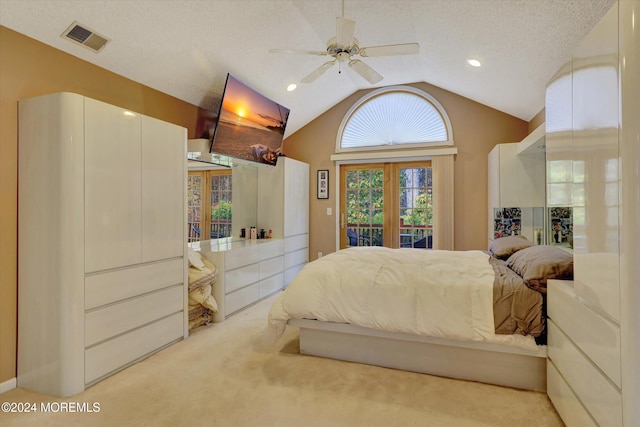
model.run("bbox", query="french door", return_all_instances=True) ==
[339,161,432,249]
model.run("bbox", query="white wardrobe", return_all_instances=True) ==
[545,2,640,426]
[18,92,187,397]
[257,157,310,285]
[487,130,546,244]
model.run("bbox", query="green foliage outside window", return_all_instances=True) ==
[401,192,433,225]
[211,200,232,221]
[399,168,432,227]
[346,169,384,226]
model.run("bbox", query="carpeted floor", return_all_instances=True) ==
[0,293,564,427]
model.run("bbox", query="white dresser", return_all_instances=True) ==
[195,238,285,321]
[191,157,309,321]
[547,280,621,427]
[18,92,187,397]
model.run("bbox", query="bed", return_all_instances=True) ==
[268,237,573,391]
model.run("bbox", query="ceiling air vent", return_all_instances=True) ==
[61,21,110,53]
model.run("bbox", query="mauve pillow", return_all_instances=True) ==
[506,245,573,293]
[489,236,534,259]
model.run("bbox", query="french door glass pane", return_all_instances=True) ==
[399,166,433,249]
[187,175,203,242]
[210,174,232,239]
[346,168,383,247]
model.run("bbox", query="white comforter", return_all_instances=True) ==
[268,247,538,351]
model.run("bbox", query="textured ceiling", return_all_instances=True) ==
[0,0,615,137]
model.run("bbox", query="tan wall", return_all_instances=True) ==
[283,82,530,262]
[528,108,546,133]
[0,26,201,383]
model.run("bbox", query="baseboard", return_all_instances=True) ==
[0,377,16,394]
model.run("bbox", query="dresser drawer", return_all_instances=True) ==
[259,240,284,259]
[284,234,308,253]
[259,256,283,280]
[85,258,184,309]
[225,263,259,294]
[85,312,183,384]
[547,362,597,427]
[259,273,284,298]
[225,283,260,316]
[548,320,622,427]
[225,245,261,270]
[284,248,308,270]
[85,285,183,347]
[547,280,621,387]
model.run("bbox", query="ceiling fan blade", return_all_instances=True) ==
[359,43,420,57]
[336,16,355,47]
[301,60,337,83]
[269,48,328,56]
[348,59,383,84]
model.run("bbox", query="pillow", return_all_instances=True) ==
[188,248,206,270]
[506,245,573,293]
[489,235,534,259]
[189,284,218,312]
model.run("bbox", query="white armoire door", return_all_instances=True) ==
[141,115,186,262]
[283,158,310,238]
[84,98,142,273]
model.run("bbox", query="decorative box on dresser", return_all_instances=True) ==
[545,2,640,426]
[18,92,188,397]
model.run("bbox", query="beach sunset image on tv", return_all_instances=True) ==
[210,74,290,166]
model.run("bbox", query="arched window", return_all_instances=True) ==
[337,86,453,152]
[333,86,456,250]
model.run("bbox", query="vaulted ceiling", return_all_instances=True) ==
[0,0,615,137]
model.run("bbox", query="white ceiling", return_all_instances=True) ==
[0,0,615,138]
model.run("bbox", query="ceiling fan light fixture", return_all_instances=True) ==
[337,52,351,62]
[269,12,419,85]
[467,58,482,67]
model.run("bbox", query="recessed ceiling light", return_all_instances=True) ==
[287,83,297,92]
[467,59,482,67]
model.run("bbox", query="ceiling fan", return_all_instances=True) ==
[269,15,419,84]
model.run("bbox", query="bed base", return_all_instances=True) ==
[288,319,547,392]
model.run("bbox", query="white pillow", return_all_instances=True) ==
[188,248,205,270]
[188,284,218,312]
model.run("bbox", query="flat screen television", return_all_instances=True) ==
[210,73,290,166]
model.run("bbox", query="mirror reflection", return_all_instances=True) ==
[188,138,258,245]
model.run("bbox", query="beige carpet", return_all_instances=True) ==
[1,293,563,427]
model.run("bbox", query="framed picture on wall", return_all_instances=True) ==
[317,170,329,199]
